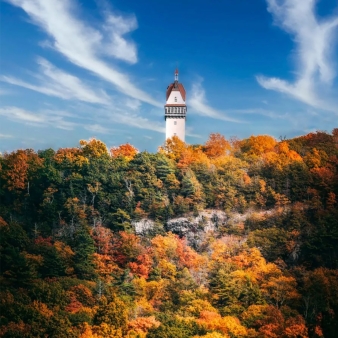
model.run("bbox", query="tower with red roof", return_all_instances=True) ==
[165,69,187,141]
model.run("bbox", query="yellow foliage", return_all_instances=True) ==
[241,135,277,157]
[197,312,247,337]
[134,297,155,315]
[79,323,100,338]
[194,333,229,338]
[54,241,75,260]
[127,316,160,335]
[151,233,179,260]
[132,278,165,304]
[32,300,53,318]
[158,259,177,279]
[183,299,219,317]
[91,323,123,338]
[79,138,109,158]
[54,147,89,166]
[158,136,187,161]
[24,252,44,266]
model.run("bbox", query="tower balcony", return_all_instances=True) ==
[164,105,187,120]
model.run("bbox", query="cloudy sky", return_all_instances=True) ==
[1,0,338,152]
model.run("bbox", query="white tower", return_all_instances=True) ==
[165,69,187,141]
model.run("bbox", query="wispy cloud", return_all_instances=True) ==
[257,0,338,111]
[125,98,142,111]
[84,124,110,134]
[0,106,77,130]
[102,12,138,63]
[0,104,165,135]
[6,0,161,107]
[2,58,110,104]
[0,88,10,96]
[189,80,243,123]
[0,133,13,138]
[108,111,165,133]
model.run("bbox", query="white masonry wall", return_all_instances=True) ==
[166,117,185,141]
[167,90,185,105]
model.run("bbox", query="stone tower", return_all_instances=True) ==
[164,69,187,141]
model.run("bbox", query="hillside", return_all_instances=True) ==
[1,131,338,337]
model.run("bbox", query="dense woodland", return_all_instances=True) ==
[1,130,338,338]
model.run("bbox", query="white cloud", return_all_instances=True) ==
[125,98,142,111]
[6,0,161,107]
[188,80,243,123]
[109,112,165,133]
[84,124,110,134]
[2,58,110,104]
[102,13,138,63]
[258,0,338,111]
[0,106,77,130]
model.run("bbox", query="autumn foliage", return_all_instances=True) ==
[0,130,337,337]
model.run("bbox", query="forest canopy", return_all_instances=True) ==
[1,130,338,337]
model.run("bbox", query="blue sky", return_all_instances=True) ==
[1,0,338,152]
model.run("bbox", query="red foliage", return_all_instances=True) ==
[34,236,53,246]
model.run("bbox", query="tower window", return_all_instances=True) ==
[175,97,177,102]
[174,121,177,125]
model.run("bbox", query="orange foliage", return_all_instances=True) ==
[93,253,119,282]
[65,292,83,313]
[205,133,231,158]
[304,148,327,169]
[283,316,308,338]
[263,141,303,168]
[128,250,153,278]
[261,276,300,308]
[197,311,247,337]
[127,316,160,334]
[70,285,95,307]
[110,143,138,160]
[0,216,8,227]
[159,135,187,161]
[311,167,335,189]
[112,232,143,266]
[241,135,277,157]
[326,192,336,210]
[79,323,100,338]
[243,173,251,185]
[65,197,86,220]
[54,147,88,166]
[1,149,43,191]
[177,147,196,169]
[0,321,31,337]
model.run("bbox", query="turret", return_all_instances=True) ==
[164,69,187,141]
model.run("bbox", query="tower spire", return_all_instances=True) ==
[175,68,178,82]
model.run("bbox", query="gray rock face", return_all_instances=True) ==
[132,210,229,246]
[132,219,156,235]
